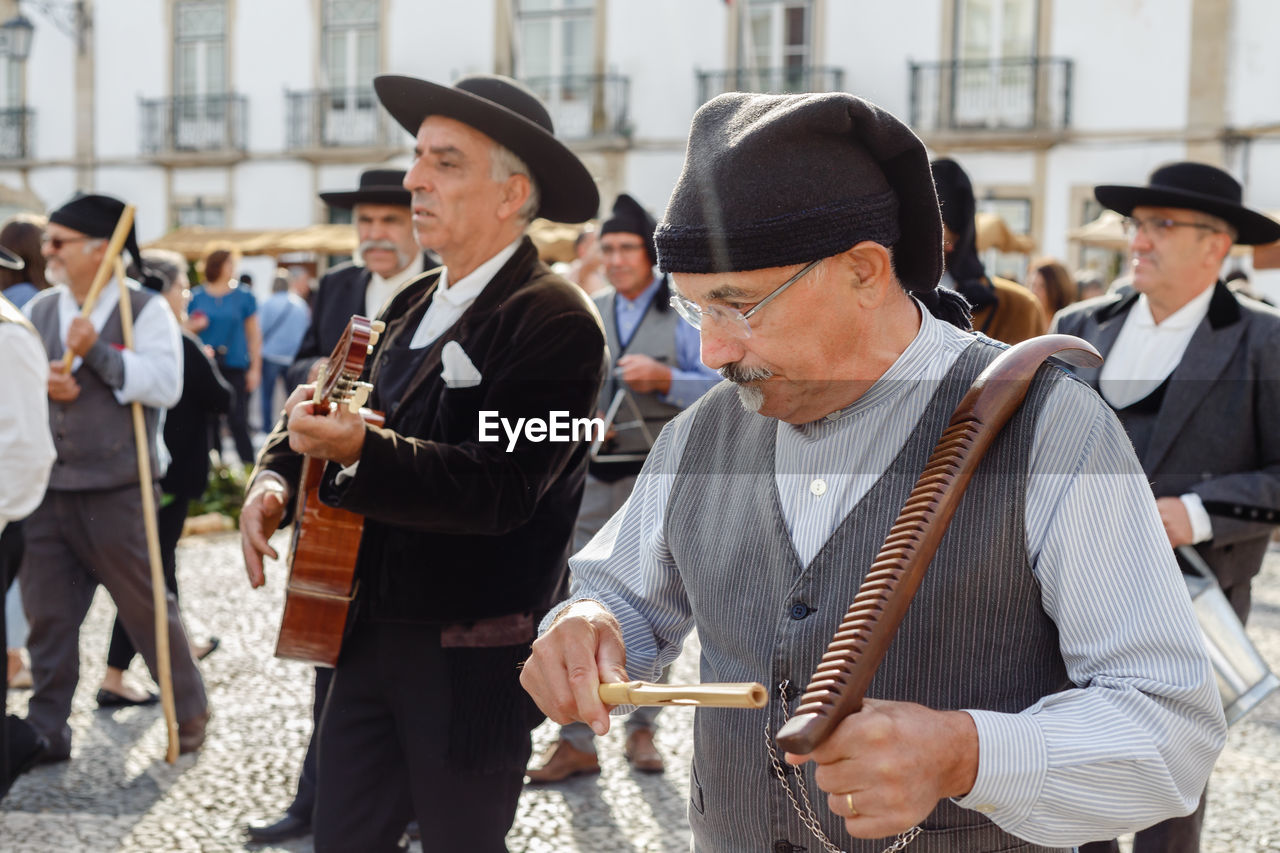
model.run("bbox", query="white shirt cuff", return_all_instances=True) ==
[1180,493,1214,544]
[335,461,359,484]
[952,709,1047,826]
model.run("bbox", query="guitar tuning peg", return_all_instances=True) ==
[367,344,375,355]
[368,331,381,347]
[348,381,373,413]
[370,320,386,333]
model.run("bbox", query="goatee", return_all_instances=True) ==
[719,362,772,414]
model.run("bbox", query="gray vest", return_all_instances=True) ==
[28,288,162,491]
[666,340,1072,853]
[595,283,683,457]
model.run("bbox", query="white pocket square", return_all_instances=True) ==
[440,340,482,388]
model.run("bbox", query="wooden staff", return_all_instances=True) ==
[59,204,135,373]
[599,681,767,708]
[775,335,1103,755]
[115,256,180,763]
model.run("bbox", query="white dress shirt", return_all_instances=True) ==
[1098,284,1216,542]
[35,278,184,409]
[364,253,426,321]
[409,239,522,349]
[0,322,55,533]
[552,305,1224,846]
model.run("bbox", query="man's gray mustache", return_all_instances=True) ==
[359,240,402,253]
[719,363,773,384]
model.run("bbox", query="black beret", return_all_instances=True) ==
[600,193,657,265]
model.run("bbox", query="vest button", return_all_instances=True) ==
[809,478,827,497]
[773,842,795,853]
[789,602,811,620]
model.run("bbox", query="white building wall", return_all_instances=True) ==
[1050,0,1192,132]
[826,0,942,116]
[25,6,78,163]
[606,0,726,145]
[96,1,164,161]
[1227,0,1280,129]
[96,165,169,242]
[235,0,314,155]
[386,2,492,80]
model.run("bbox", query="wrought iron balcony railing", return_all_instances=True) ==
[518,73,630,141]
[909,57,1073,135]
[286,88,400,151]
[696,65,845,104]
[140,94,247,156]
[0,107,34,159]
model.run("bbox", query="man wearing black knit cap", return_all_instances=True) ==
[522,92,1223,851]
[21,193,211,764]
[526,193,719,783]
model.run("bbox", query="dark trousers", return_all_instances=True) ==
[212,366,255,465]
[285,665,334,822]
[312,622,527,853]
[2,522,18,792]
[21,486,207,755]
[1080,788,1208,853]
[106,498,189,671]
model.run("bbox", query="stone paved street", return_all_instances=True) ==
[3,530,1279,852]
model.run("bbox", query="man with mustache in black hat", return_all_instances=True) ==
[239,74,604,851]
[1054,162,1280,853]
[521,92,1225,852]
[284,168,437,391]
[20,194,211,765]
[526,193,720,783]
[246,167,437,846]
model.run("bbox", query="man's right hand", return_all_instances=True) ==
[520,600,630,737]
[47,363,80,402]
[240,476,289,588]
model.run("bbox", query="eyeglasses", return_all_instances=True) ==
[669,258,822,339]
[41,234,90,251]
[1122,216,1224,240]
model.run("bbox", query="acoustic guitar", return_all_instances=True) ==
[274,315,385,666]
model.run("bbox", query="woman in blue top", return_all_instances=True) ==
[188,244,261,464]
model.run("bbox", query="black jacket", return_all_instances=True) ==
[259,237,606,623]
[162,331,233,499]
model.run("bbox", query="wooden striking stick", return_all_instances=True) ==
[599,681,768,708]
[60,204,136,373]
[775,335,1103,755]
[115,257,180,763]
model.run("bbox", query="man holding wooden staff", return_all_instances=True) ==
[520,92,1226,852]
[21,193,210,765]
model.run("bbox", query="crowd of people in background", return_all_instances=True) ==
[2,71,1278,853]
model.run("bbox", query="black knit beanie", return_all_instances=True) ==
[49,193,160,291]
[600,193,657,265]
[654,91,970,329]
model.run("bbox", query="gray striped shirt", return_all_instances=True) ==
[553,304,1226,846]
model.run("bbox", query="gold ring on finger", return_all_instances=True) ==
[845,792,858,817]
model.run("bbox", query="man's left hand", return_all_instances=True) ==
[1156,497,1194,547]
[616,354,672,395]
[285,384,366,467]
[784,699,979,839]
[65,316,98,358]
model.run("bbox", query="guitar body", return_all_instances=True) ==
[273,315,384,667]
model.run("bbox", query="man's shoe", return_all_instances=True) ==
[245,812,311,843]
[2,717,48,798]
[624,728,665,773]
[525,738,600,783]
[177,708,211,754]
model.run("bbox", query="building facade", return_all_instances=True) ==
[5,0,1280,295]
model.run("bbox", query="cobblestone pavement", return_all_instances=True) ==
[3,531,1279,852]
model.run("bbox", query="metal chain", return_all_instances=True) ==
[765,681,922,853]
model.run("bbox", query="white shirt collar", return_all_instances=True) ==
[435,238,523,307]
[1129,282,1215,331]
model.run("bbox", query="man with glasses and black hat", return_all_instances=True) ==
[521,93,1225,852]
[20,194,211,766]
[1054,162,1280,853]
[525,193,719,784]
[239,74,604,851]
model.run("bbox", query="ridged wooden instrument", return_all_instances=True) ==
[775,335,1102,754]
[275,315,385,666]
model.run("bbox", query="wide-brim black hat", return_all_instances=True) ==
[373,73,599,224]
[319,168,410,209]
[1095,161,1280,245]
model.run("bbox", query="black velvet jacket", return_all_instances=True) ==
[258,237,606,625]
